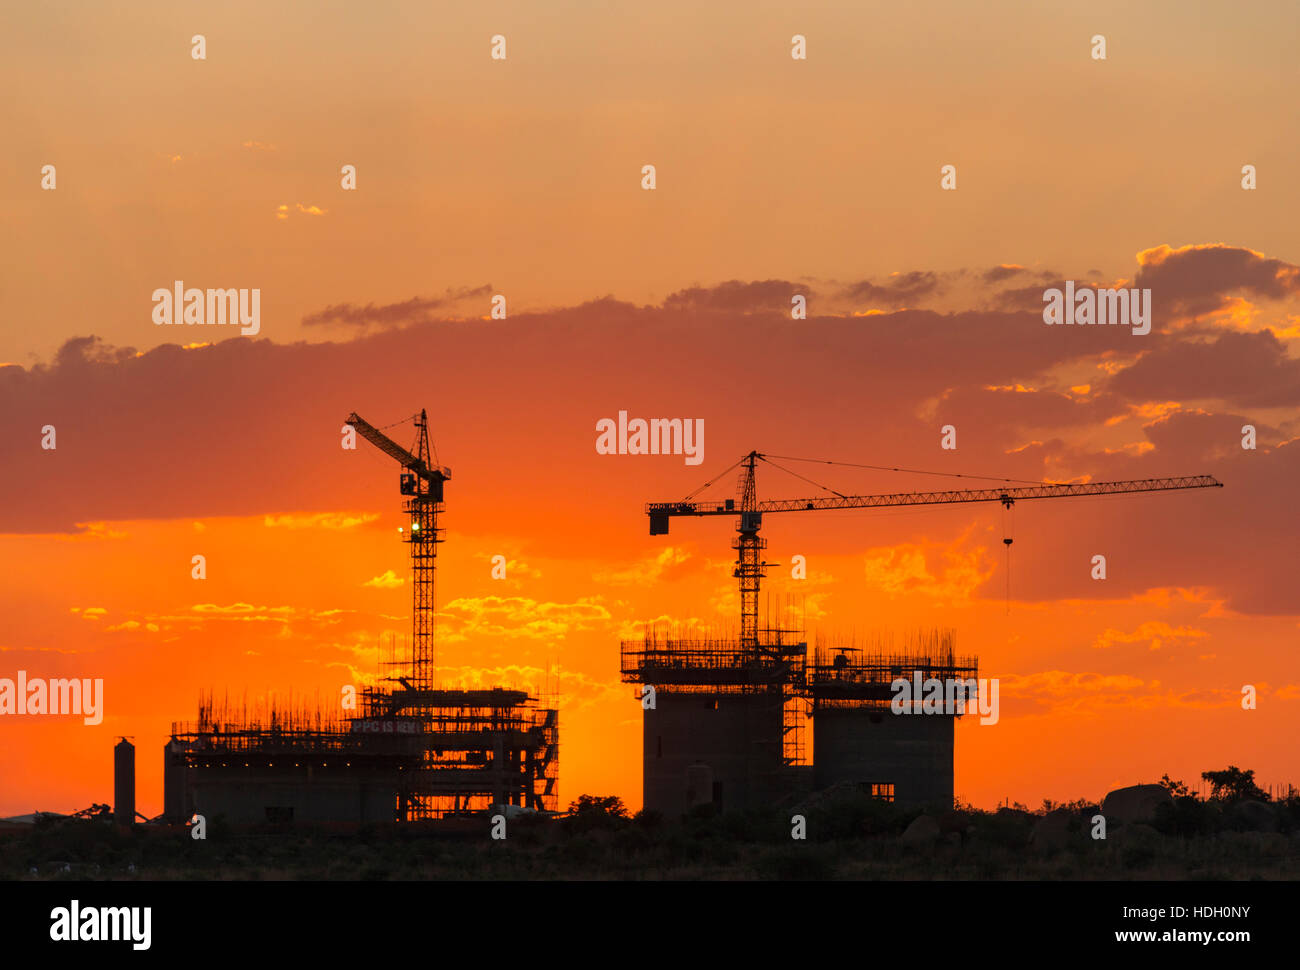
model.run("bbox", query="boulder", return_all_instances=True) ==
[1231,799,1278,832]
[1101,784,1171,825]
[1030,809,1080,851]
[899,814,940,845]
[1112,821,1161,845]
[938,810,971,836]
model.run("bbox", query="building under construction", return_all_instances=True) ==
[165,686,558,823]
[806,633,978,806]
[621,626,974,813]
[625,450,1221,815]
[164,411,559,825]
[621,625,808,815]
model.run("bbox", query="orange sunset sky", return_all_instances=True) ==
[1,2,1298,818]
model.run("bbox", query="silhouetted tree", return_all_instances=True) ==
[1158,774,1194,799]
[562,794,632,834]
[567,794,629,818]
[1201,766,1269,803]
[1154,775,1215,837]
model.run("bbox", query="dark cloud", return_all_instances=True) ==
[1108,329,1300,408]
[840,270,942,306]
[936,385,1121,436]
[53,335,138,367]
[982,264,1026,283]
[661,279,799,312]
[1,266,1295,613]
[1135,244,1300,318]
[994,279,1067,312]
[302,284,493,328]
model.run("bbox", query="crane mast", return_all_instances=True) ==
[734,451,765,649]
[649,451,1223,652]
[346,410,450,688]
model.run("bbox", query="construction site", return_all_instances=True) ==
[162,410,559,825]
[622,451,1222,815]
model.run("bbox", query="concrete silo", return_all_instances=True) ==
[114,737,135,825]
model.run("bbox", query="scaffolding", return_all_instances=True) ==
[166,692,419,827]
[171,692,369,756]
[355,684,558,818]
[806,629,979,713]
[169,683,559,821]
[621,625,808,768]
[620,632,806,693]
[622,627,979,765]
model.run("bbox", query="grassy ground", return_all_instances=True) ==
[4,794,1297,880]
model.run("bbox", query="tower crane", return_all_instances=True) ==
[647,451,1223,651]
[346,410,451,688]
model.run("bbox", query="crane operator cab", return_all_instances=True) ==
[401,472,446,502]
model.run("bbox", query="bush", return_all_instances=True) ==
[1122,844,1156,870]
[1153,796,1218,837]
[564,795,631,834]
[804,791,911,841]
[632,809,664,830]
[757,846,836,881]
[969,810,1032,850]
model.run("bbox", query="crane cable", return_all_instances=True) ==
[374,411,444,470]
[680,451,1056,502]
[681,456,746,501]
[679,452,1035,614]
[766,451,1032,613]
[762,453,1054,487]
[1003,499,1013,611]
[757,455,847,498]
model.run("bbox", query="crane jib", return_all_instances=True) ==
[646,475,1222,533]
[345,414,450,482]
[645,453,1222,650]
